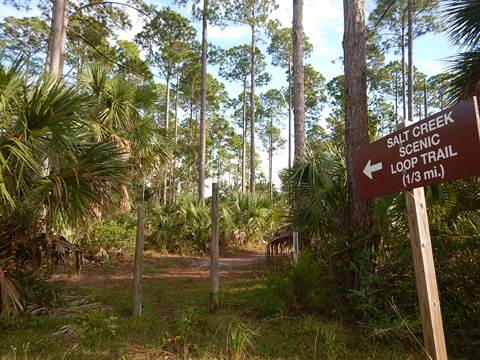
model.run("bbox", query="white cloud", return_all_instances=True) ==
[273,0,344,58]
[209,25,250,42]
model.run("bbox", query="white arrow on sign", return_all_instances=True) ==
[363,160,383,180]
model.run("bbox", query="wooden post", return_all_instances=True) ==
[406,1,447,357]
[132,201,145,317]
[209,183,220,313]
[405,189,447,359]
[292,231,299,265]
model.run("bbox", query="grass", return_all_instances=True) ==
[0,258,425,359]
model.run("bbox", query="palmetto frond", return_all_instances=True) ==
[79,65,159,135]
[442,0,480,49]
[444,52,480,104]
[442,0,480,104]
[31,141,128,225]
[282,145,347,238]
[0,60,23,120]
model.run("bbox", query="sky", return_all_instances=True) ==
[1,0,458,189]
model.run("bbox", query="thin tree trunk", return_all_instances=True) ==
[46,0,68,77]
[242,78,247,193]
[269,117,273,200]
[343,0,373,234]
[288,61,292,168]
[249,10,256,194]
[407,2,414,124]
[423,79,428,118]
[401,25,407,121]
[198,0,208,203]
[172,73,180,204]
[59,0,69,71]
[162,73,171,206]
[293,0,306,162]
[132,183,145,317]
[395,68,399,126]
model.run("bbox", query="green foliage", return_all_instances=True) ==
[148,192,284,253]
[135,8,196,79]
[282,147,480,356]
[226,320,256,360]
[80,217,136,255]
[76,312,119,347]
[148,196,210,253]
[282,145,347,238]
[261,254,328,317]
[0,16,48,76]
[221,192,284,245]
[12,271,65,310]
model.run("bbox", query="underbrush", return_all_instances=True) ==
[282,152,480,359]
[148,192,285,253]
[260,236,480,359]
[77,215,136,256]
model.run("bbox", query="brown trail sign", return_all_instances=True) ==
[353,97,480,360]
[354,98,480,200]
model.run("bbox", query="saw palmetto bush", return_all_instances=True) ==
[221,192,284,245]
[148,192,284,252]
[148,196,211,253]
[0,63,128,314]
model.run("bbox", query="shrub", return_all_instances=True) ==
[79,217,136,255]
[148,197,210,253]
[261,254,329,317]
[148,193,286,253]
[221,192,285,246]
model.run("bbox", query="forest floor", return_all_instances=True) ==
[0,249,424,359]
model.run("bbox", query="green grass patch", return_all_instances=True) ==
[0,266,426,359]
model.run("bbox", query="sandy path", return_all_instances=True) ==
[60,249,267,286]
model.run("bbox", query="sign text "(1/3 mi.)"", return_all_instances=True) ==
[354,97,480,200]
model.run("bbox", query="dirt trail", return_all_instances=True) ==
[61,249,267,286]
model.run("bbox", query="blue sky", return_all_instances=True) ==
[1,0,458,187]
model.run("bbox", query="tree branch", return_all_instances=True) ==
[73,1,151,18]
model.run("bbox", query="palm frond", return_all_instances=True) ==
[442,0,480,49]
[443,52,480,104]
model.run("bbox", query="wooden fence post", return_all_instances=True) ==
[132,201,145,317]
[292,231,299,265]
[209,183,220,313]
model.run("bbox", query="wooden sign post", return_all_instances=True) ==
[353,98,480,359]
[405,187,447,359]
[209,183,220,313]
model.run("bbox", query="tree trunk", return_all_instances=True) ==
[59,0,69,71]
[249,13,256,194]
[132,186,145,317]
[401,24,407,121]
[46,0,68,77]
[269,117,273,200]
[407,2,414,125]
[162,73,171,206]
[198,0,208,203]
[423,80,428,118]
[343,0,373,234]
[395,68,399,126]
[292,0,306,163]
[242,78,247,193]
[288,60,292,168]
